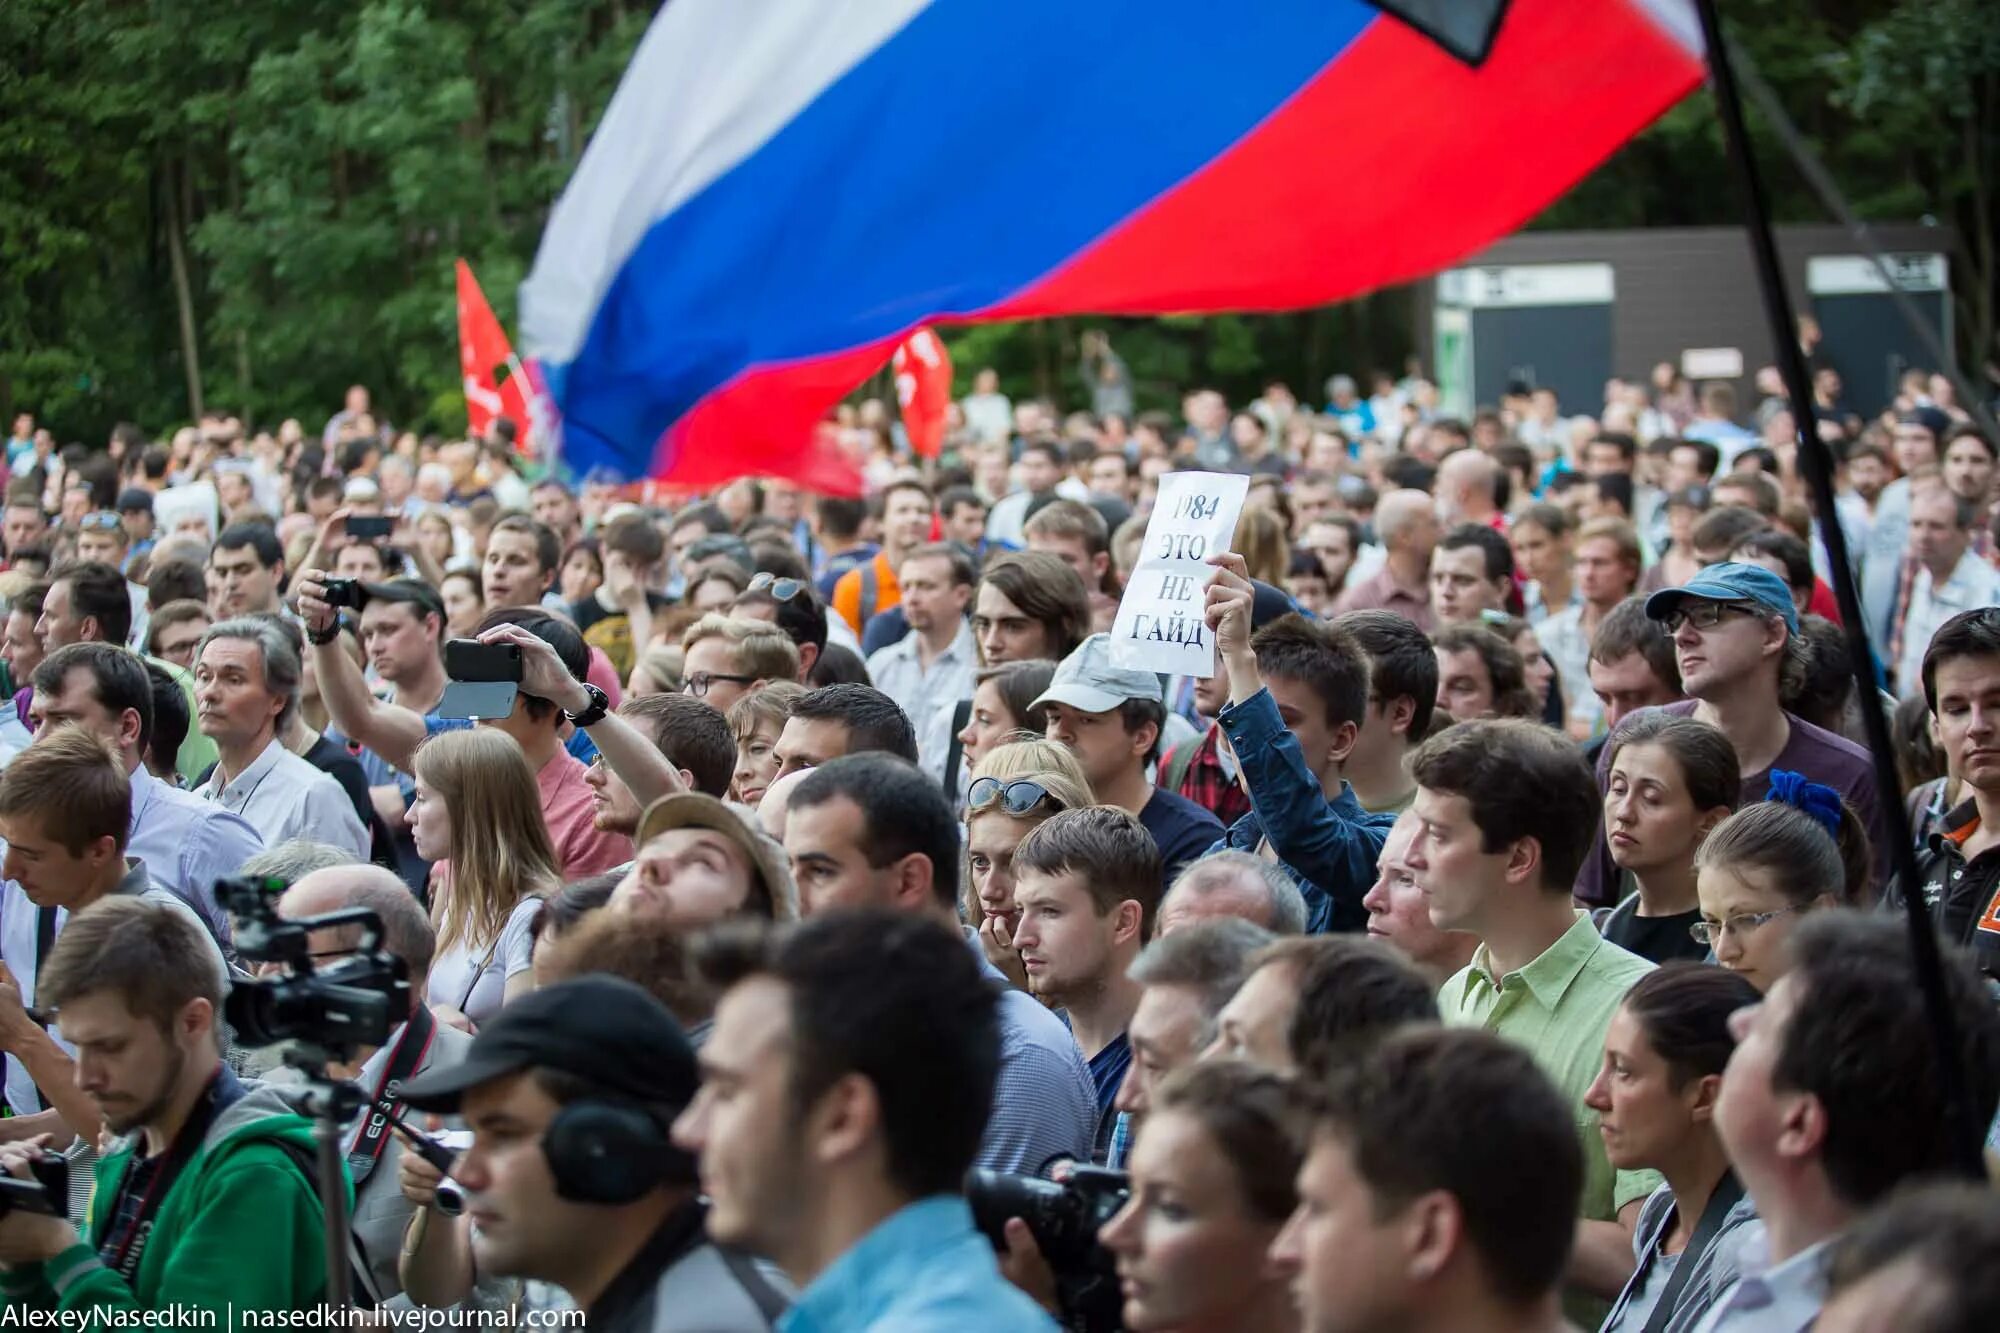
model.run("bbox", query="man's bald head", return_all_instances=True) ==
[1374,489,1435,541]
[1438,449,1497,516]
[280,865,436,985]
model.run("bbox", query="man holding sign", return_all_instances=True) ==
[1201,553,1396,934]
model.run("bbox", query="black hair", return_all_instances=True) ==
[360,579,447,640]
[1826,1183,2000,1333]
[1251,614,1370,733]
[1304,1028,1580,1306]
[694,910,999,1201]
[814,497,869,541]
[49,560,133,647]
[144,660,188,778]
[1437,523,1514,583]
[805,642,868,688]
[33,643,155,755]
[214,521,285,571]
[1334,609,1438,741]
[787,684,917,764]
[1921,607,2000,715]
[1410,719,1601,891]
[1672,437,1723,481]
[734,582,829,657]
[788,752,959,907]
[1777,914,2000,1208]
[1620,962,1758,1090]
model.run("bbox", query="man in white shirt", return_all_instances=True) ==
[191,615,369,859]
[868,545,977,777]
[26,642,263,941]
[1693,914,2000,1333]
[1893,482,2000,697]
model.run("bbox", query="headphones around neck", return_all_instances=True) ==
[543,1098,696,1205]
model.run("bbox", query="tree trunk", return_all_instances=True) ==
[163,158,204,421]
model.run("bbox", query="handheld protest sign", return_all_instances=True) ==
[1108,471,1249,678]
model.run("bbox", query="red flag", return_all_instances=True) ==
[891,327,953,458]
[456,259,534,453]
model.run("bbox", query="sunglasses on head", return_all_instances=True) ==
[79,511,124,532]
[747,572,807,602]
[967,777,1065,817]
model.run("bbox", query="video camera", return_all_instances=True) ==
[0,1154,66,1220]
[218,875,409,1060]
[968,1164,1129,1333]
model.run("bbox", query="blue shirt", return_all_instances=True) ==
[125,765,266,944]
[1211,687,1396,933]
[968,933,1099,1176]
[1137,788,1224,899]
[779,1196,1059,1333]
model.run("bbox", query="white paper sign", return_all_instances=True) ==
[1108,470,1249,678]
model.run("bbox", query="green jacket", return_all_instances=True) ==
[1,1080,343,1314]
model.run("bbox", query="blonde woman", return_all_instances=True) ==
[965,739,1094,988]
[410,729,561,1031]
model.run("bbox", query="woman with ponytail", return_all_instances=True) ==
[1692,769,1872,992]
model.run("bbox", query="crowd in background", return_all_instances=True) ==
[0,329,1994,1332]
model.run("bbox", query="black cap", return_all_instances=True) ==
[398,976,698,1113]
[116,488,155,514]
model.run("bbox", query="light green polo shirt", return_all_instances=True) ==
[1440,911,1662,1326]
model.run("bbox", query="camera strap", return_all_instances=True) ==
[101,1064,244,1282]
[29,907,57,1112]
[346,1005,436,1186]
[1633,1171,1746,1333]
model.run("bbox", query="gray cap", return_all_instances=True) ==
[1033,633,1163,715]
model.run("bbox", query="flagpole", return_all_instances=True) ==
[1690,0,1984,1178]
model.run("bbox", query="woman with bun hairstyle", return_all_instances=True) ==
[1692,770,1871,992]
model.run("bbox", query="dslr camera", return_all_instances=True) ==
[219,875,409,1059]
[968,1164,1129,1333]
[0,1153,66,1219]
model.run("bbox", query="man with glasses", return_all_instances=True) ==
[867,543,977,776]
[1576,563,1887,907]
[678,614,800,714]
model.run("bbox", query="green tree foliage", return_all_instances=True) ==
[1,1,1991,443]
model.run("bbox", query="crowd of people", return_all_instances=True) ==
[0,341,1994,1332]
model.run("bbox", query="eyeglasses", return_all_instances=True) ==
[79,511,124,532]
[1661,602,1761,634]
[1689,903,1809,946]
[747,572,807,602]
[967,777,1065,816]
[684,671,756,698]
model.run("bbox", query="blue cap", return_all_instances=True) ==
[1644,561,1799,634]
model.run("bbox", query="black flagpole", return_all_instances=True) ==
[1690,0,1984,1178]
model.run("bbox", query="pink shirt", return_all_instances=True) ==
[538,748,631,878]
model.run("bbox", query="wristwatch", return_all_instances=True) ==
[564,682,610,728]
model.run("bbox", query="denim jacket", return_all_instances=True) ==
[1210,686,1395,933]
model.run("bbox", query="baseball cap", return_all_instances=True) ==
[398,975,697,1113]
[115,488,154,515]
[1644,561,1799,634]
[1034,633,1165,715]
[637,791,797,922]
[1898,406,1951,439]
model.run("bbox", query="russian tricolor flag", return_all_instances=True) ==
[523,0,1705,493]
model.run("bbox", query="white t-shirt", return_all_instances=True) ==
[426,895,541,1029]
